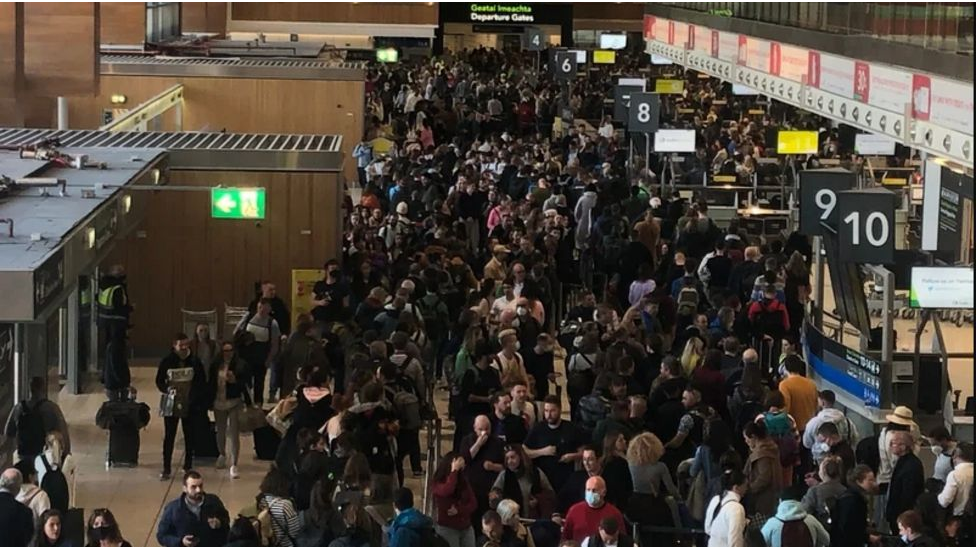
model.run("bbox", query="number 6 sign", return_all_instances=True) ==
[554,51,575,81]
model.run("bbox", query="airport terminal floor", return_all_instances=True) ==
[1,3,974,549]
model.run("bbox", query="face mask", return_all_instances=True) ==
[814,441,831,455]
[931,445,943,456]
[585,491,602,508]
[516,306,528,317]
[514,341,521,351]
[91,526,112,541]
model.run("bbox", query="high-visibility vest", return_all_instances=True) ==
[97,285,127,319]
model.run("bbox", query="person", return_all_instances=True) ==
[928,427,959,483]
[938,442,973,517]
[431,453,478,547]
[803,389,859,465]
[225,516,261,547]
[35,431,75,510]
[187,323,218,382]
[1,468,40,547]
[248,280,292,338]
[627,432,677,498]
[235,298,282,406]
[457,340,502,446]
[258,467,302,546]
[14,460,50,519]
[760,486,830,547]
[886,430,925,535]
[830,464,878,547]
[704,469,748,547]
[664,388,715,465]
[156,470,230,547]
[493,444,554,520]
[155,333,208,481]
[778,355,819,433]
[523,395,583,495]
[581,515,634,548]
[814,421,856,473]
[743,420,784,517]
[311,259,350,327]
[31,508,67,547]
[207,341,247,479]
[561,476,626,544]
[510,383,537,428]
[459,415,505,526]
[878,406,922,495]
[495,498,534,546]
[96,264,132,345]
[87,508,131,547]
[801,456,847,527]
[495,329,528,390]
[388,487,435,546]
[4,376,71,464]
[897,510,939,547]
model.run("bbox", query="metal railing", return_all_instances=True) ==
[422,416,443,517]
[100,84,184,133]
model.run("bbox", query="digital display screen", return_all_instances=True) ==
[805,323,882,407]
[599,33,627,50]
[653,129,696,153]
[855,133,897,156]
[592,50,616,64]
[777,130,819,155]
[910,267,975,309]
[655,79,684,94]
[732,84,759,95]
[650,54,673,65]
[376,48,399,63]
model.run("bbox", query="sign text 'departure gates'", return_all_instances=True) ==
[469,3,535,23]
[211,187,266,219]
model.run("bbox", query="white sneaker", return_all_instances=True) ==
[229,465,239,479]
[215,455,226,469]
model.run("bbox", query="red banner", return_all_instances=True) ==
[854,62,870,103]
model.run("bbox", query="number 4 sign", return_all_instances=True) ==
[523,28,544,51]
[837,188,896,265]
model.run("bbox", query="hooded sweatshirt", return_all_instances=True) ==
[760,499,830,547]
[802,407,858,462]
[388,507,433,547]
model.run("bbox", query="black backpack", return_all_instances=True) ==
[777,517,814,546]
[16,400,47,457]
[752,302,785,340]
[39,454,70,513]
[418,294,449,341]
[419,525,450,547]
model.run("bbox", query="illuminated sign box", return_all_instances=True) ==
[211,188,266,219]
[777,130,819,155]
[592,50,616,64]
[910,267,974,309]
[376,48,399,63]
[655,79,684,94]
[469,3,535,23]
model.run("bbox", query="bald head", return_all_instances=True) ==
[474,415,491,435]
[742,348,758,364]
[585,475,606,494]
[0,468,22,494]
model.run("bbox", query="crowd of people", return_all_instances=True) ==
[1,45,972,548]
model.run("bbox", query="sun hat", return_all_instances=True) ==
[886,405,915,426]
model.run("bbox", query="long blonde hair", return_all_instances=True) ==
[680,336,704,376]
[44,431,65,464]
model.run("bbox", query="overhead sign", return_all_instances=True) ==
[592,50,616,64]
[777,130,819,155]
[468,3,536,23]
[854,133,897,156]
[613,84,645,123]
[912,75,975,136]
[653,129,697,153]
[211,187,267,219]
[837,188,896,264]
[910,267,974,310]
[798,169,856,236]
[654,79,684,94]
[553,51,576,80]
[375,48,399,63]
[522,27,544,51]
[627,92,660,133]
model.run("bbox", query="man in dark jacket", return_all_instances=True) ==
[157,470,230,547]
[886,430,925,534]
[831,464,877,546]
[4,376,71,462]
[156,333,208,480]
[0,468,34,547]
[97,264,133,343]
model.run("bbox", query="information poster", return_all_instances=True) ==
[291,269,325,330]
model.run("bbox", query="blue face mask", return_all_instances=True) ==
[585,491,602,508]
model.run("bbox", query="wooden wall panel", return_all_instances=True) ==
[68,74,363,180]
[0,2,24,100]
[23,2,99,97]
[231,2,438,25]
[106,170,342,349]
[100,2,144,45]
[181,2,227,35]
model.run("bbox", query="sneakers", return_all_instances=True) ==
[215,455,227,469]
[159,471,171,481]
[229,466,240,479]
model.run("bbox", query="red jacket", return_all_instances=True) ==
[747,298,790,332]
[431,471,478,531]
[561,500,626,543]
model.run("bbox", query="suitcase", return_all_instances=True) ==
[253,425,281,461]
[108,425,140,467]
[62,508,86,547]
[194,419,220,460]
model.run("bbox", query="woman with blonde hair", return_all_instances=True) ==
[35,431,76,508]
[626,432,677,497]
[496,499,535,546]
[679,334,705,377]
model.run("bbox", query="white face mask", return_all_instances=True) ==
[814,441,831,455]
[513,341,521,352]
[930,445,944,456]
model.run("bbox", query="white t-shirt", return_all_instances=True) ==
[238,314,280,343]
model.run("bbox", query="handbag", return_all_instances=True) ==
[158,389,177,418]
[238,405,268,433]
[686,469,708,522]
[265,395,297,435]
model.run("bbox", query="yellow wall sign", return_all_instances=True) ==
[592,50,616,64]
[291,269,325,330]
[655,79,684,94]
[777,130,819,155]
[713,175,738,183]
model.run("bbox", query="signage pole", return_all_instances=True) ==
[628,139,634,180]
[812,235,824,331]
[644,132,650,186]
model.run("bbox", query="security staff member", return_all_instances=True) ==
[97,265,132,342]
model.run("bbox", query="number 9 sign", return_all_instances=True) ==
[798,169,855,236]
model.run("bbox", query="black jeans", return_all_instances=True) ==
[395,428,422,485]
[162,415,195,473]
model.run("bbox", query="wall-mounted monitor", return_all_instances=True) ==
[910,267,975,309]
[599,33,628,50]
[592,50,616,64]
[777,130,819,155]
[732,84,759,95]
[650,53,673,65]
[855,133,897,156]
[654,129,697,153]
[566,49,587,64]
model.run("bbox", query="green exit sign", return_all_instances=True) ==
[211,187,266,219]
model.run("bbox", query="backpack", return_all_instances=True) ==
[39,454,70,513]
[418,294,449,341]
[855,434,881,473]
[762,412,800,467]
[676,285,700,317]
[391,377,422,430]
[777,517,813,547]
[419,525,451,547]
[578,394,609,432]
[16,400,47,457]
[752,302,786,340]
[601,234,626,270]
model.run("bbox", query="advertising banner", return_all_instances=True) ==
[776,43,808,83]
[291,269,325,331]
[866,64,913,114]
[716,31,738,63]
[912,75,975,136]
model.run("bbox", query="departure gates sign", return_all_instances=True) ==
[469,4,535,23]
[211,187,266,219]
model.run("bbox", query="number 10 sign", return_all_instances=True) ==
[836,188,896,265]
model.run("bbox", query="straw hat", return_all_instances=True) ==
[885,406,915,426]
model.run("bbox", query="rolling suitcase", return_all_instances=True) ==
[108,426,140,467]
[194,418,220,460]
[253,425,280,461]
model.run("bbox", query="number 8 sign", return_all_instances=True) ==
[837,189,896,264]
[627,92,660,133]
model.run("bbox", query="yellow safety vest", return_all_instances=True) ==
[97,286,127,319]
